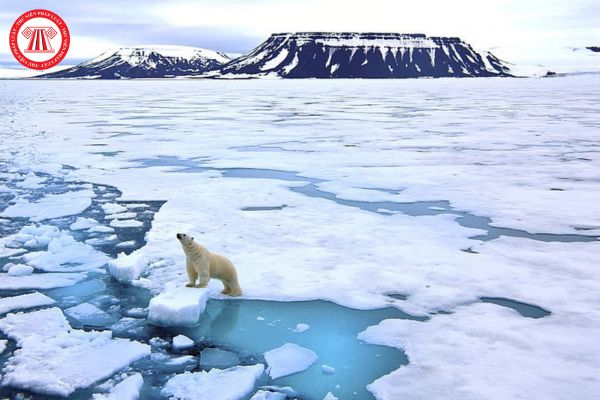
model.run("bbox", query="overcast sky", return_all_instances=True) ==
[1,0,599,68]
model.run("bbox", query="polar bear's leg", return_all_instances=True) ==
[195,257,210,288]
[186,259,197,287]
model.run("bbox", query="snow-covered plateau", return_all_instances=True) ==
[0,76,599,399]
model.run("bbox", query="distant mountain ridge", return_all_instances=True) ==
[39,45,230,79]
[220,32,512,78]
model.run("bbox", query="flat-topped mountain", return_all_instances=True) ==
[220,32,513,78]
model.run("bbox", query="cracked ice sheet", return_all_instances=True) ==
[1,78,600,399]
[0,308,150,397]
[0,190,94,221]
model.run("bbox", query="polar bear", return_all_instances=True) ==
[176,233,242,297]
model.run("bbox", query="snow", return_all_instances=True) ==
[108,252,147,283]
[148,283,211,326]
[172,334,195,350]
[323,392,338,400]
[0,272,87,290]
[291,323,310,333]
[102,203,128,214]
[7,263,34,276]
[92,373,143,400]
[0,339,6,354]
[0,292,55,315]
[0,308,150,397]
[261,48,289,71]
[70,217,99,230]
[264,343,318,379]
[0,190,94,221]
[161,364,265,400]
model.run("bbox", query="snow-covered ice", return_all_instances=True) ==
[148,283,211,326]
[108,252,147,283]
[291,323,310,333]
[0,272,87,290]
[0,292,55,315]
[264,343,318,379]
[251,390,286,400]
[161,364,265,400]
[0,340,6,354]
[0,190,94,221]
[6,264,33,276]
[172,334,195,350]
[0,308,150,396]
[92,373,143,400]
[109,219,143,228]
[1,78,600,399]
[70,217,99,230]
[321,364,335,375]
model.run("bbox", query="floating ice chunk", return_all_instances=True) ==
[0,272,86,290]
[127,203,150,209]
[2,328,150,396]
[108,252,147,283]
[86,236,118,246]
[0,308,70,343]
[0,245,25,258]
[149,337,170,348]
[251,390,286,400]
[70,217,99,230]
[200,348,240,369]
[105,212,137,220]
[125,307,148,318]
[0,339,7,354]
[0,190,94,221]
[23,231,109,272]
[148,285,211,327]
[151,352,197,366]
[162,364,265,400]
[0,292,55,315]
[323,392,338,400]
[116,240,137,248]
[7,264,34,276]
[321,364,336,374]
[16,173,46,189]
[101,203,127,214]
[92,373,143,400]
[64,303,118,327]
[292,323,310,333]
[87,225,115,233]
[172,334,195,350]
[264,343,318,379]
[110,219,143,228]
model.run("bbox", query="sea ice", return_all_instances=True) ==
[0,190,94,221]
[110,219,143,228]
[321,364,336,375]
[264,343,318,379]
[105,212,137,220]
[70,217,99,230]
[0,308,150,397]
[108,252,147,283]
[323,392,338,400]
[101,203,128,214]
[0,272,87,290]
[292,323,310,333]
[172,334,195,350]
[64,303,118,327]
[92,373,143,400]
[88,225,115,233]
[148,284,211,326]
[251,390,286,400]
[199,348,240,369]
[161,364,265,400]
[0,339,6,354]
[0,292,55,315]
[23,231,109,272]
[6,263,34,276]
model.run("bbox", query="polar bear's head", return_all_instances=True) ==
[176,233,195,246]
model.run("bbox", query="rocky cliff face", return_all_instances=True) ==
[220,32,512,78]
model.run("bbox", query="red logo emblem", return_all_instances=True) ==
[9,9,70,70]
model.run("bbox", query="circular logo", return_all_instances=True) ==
[9,9,70,70]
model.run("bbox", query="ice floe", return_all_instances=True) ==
[0,292,55,315]
[0,308,150,397]
[162,364,264,400]
[172,334,195,350]
[148,283,210,326]
[0,190,94,221]
[0,272,87,290]
[264,343,318,379]
[108,252,147,283]
[92,373,143,400]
